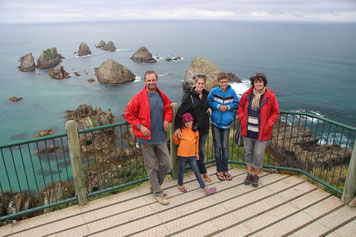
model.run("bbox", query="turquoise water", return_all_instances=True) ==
[1,21,356,146]
[1,20,356,192]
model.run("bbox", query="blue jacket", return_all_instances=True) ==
[208,85,239,129]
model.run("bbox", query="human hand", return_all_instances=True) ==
[220,105,227,112]
[207,108,212,116]
[140,125,151,137]
[163,121,170,131]
[196,154,199,160]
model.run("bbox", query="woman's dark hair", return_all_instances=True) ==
[249,72,268,87]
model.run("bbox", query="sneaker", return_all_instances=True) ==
[150,187,167,197]
[205,187,217,196]
[244,173,254,185]
[252,175,259,187]
[155,196,169,205]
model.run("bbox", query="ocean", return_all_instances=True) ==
[1,20,356,146]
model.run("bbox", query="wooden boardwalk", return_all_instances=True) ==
[0,167,355,237]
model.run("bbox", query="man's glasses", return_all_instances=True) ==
[193,74,207,79]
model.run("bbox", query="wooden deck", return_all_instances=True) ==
[0,167,355,237]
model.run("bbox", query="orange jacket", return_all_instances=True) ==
[173,127,199,157]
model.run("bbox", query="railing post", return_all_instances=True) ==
[66,120,88,206]
[341,139,356,206]
[170,103,179,179]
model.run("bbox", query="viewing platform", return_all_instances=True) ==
[1,167,355,237]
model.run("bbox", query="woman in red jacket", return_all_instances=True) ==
[238,72,280,187]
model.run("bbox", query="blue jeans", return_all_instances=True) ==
[211,124,230,172]
[196,133,208,174]
[178,156,206,188]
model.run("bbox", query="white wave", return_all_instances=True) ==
[76,54,92,58]
[115,49,131,52]
[230,80,250,99]
[158,73,170,77]
[134,76,141,83]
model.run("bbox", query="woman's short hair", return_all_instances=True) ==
[217,72,228,81]
[193,74,207,84]
[249,72,268,86]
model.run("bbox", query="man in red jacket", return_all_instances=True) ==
[125,70,173,205]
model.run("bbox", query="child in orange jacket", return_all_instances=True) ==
[173,113,216,195]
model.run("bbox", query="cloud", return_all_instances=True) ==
[0,0,355,23]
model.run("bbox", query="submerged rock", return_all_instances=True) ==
[87,78,96,82]
[102,41,117,51]
[96,40,106,48]
[78,42,92,56]
[35,129,55,137]
[183,57,220,91]
[37,47,63,69]
[18,53,35,72]
[49,65,70,79]
[9,97,23,102]
[130,46,157,63]
[95,59,135,84]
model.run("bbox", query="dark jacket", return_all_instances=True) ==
[175,88,210,136]
[238,86,280,141]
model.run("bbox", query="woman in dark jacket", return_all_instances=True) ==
[175,75,212,182]
[238,72,280,187]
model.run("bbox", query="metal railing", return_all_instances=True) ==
[0,109,355,222]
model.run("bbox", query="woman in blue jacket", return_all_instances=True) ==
[208,72,239,181]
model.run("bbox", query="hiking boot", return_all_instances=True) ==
[252,175,259,187]
[244,173,254,185]
[155,196,169,205]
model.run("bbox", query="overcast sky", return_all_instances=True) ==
[1,0,356,23]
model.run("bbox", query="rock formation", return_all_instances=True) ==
[35,129,55,137]
[37,48,63,69]
[87,78,96,82]
[9,97,23,102]
[268,120,352,171]
[130,47,157,63]
[77,42,92,56]
[183,57,220,91]
[227,72,242,83]
[95,59,135,84]
[102,41,117,51]
[48,65,70,79]
[96,40,106,48]
[18,53,35,72]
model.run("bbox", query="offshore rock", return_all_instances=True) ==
[184,57,220,92]
[227,72,242,83]
[130,46,157,63]
[48,65,71,79]
[37,47,63,69]
[102,41,117,51]
[95,59,135,84]
[78,42,92,56]
[87,78,96,82]
[96,40,106,48]
[18,53,35,72]
[9,97,23,102]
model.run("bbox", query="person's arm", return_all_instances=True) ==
[195,131,199,160]
[207,89,221,111]
[238,93,246,121]
[172,132,181,145]
[124,96,141,129]
[266,94,280,128]
[228,90,239,111]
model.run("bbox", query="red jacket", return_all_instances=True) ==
[238,86,280,141]
[125,86,173,140]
